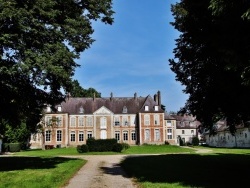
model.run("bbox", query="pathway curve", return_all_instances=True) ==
[62,155,138,188]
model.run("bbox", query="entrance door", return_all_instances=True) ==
[100,130,107,139]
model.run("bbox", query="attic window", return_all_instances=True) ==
[57,106,62,112]
[79,106,84,114]
[122,106,127,113]
[145,106,149,111]
[46,106,51,113]
[154,106,159,111]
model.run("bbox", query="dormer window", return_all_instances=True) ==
[154,106,159,111]
[145,106,149,111]
[79,106,84,114]
[122,106,127,113]
[46,106,51,113]
[57,106,62,112]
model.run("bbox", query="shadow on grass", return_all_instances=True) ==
[0,156,79,171]
[120,153,250,188]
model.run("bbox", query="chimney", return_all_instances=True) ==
[157,90,161,106]
[154,94,158,104]
[134,92,137,99]
[110,92,113,101]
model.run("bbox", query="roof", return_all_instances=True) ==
[172,114,201,129]
[54,93,164,115]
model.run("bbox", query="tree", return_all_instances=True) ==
[70,80,101,98]
[0,0,114,131]
[169,0,250,134]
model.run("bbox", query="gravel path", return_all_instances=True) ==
[62,155,138,188]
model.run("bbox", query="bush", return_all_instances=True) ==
[87,138,117,152]
[121,143,130,150]
[165,141,170,145]
[112,143,123,152]
[77,144,89,153]
[3,143,21,152]
[192,136,199,146]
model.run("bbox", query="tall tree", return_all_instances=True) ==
[71,80,101,97]
[0,0,114,130]
[169,0,250,134]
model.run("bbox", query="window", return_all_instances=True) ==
[154,129,160,141]
[130,116,136,126]
[122,116,128,126]
[154,106,159,111]
[154,114,159,125]
[79,106,84,113]
[131,131,136,141]
[115,131,120,141]
[166,120,172,126]
[79,131,84,142]
[123,131,128,141]
[245,133,247,138]
[57,116,62,126]
[70,117,76,127]
[167,129,172,133]
[57,130,62,142]
[46,106,51,112]
[100,117,107,129]
[45,130,51,142]
[57,106,62,112]
[145,129,150,141]
[78,117,84,127]
[145,106,149,111]
[182,130,185,134]
[167,135,172,139]
[46,116,52,126]
[191,130,194,135]
[144,115,150,125]
[122,106,127,113]
[114,116,120,126]
[87,131,93,139]
[86,117,93,127]
[70,131,76,142]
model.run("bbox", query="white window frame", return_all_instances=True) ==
[70,131,76,142]
[70,117,76,127]
[123,131,128,141]
[154,129,160,141]
[144,115,150,125]
[56,130,62,142]
[86,116,93,127]
[78,116,84,127]
[154,114,160,125]
[79,131,84,142]
[145,129,150,141]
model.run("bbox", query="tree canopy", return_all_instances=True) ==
[169,0,250,134]
[70,80,101,97]
[0,0,114,130]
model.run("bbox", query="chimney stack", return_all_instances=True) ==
[134,92,137,99]
[157,90,161,106]
[110,92,113,101]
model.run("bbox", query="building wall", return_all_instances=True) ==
[205,127,250,148]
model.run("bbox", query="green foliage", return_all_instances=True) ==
[121,143,130,150]
[70,80,101,98]
[86,138,117,152]
[192,137,199,146]
[0,0,114,131]
[112,143,123,152]
[3,123,31,150]
[169,0,250,133]
[77,144,89,153]
[3,143,21,152]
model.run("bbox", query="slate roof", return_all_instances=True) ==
[172,114,201,129]
[56,93,164,115]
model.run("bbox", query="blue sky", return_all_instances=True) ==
[74,0,188,112]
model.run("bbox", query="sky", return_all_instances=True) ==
[74,0,188,112]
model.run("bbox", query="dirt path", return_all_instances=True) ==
[62,155,138,188]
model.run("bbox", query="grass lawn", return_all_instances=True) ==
[2,145,250,188]
[0,156,86,188]
[121,147,250,188]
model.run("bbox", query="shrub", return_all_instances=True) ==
[3,143,21,152]
[77,144,89,153]
[112,143,123,152]
[165,141,170,145]
[192,136,199,146]
[87,138,117,152]
[121,143,130,150]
